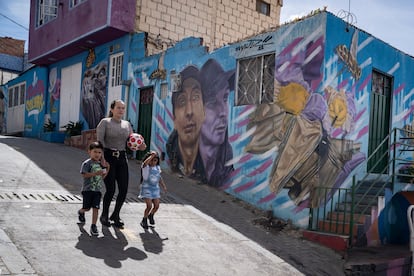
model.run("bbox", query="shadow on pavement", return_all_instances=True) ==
[139,226,168,254]
[75,224,147,267]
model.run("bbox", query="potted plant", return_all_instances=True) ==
[43,119,56,132]
[63,121,84,148]
[63,121,84,136]
[41,119,66,143]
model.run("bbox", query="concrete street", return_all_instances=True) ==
[0,135,345,275]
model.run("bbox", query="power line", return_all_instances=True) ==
[0,12,28,31]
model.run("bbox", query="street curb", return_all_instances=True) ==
[0,229,37,275]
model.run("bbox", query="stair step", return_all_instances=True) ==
[303,230,349,252]
[327,211,370,224]
[336,202,373,215]
[318,220,362,236]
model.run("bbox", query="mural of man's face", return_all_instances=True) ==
[173,77,205,147]
[201,85,229,146]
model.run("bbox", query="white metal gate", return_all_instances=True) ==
[107,52,123,115]
[6,82,25,134]
[59,63,81,129]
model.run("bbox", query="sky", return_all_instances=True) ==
[0,1,413,56]
[280,0,414,56]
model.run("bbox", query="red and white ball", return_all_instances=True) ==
[127,133,144,151]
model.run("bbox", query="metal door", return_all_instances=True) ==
[367,70,392,173]
[136,86,153,160]
[60,63,81,129]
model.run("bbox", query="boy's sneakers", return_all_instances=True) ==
[78,210,85,223]
[148,213,155,225]
[90,224,99,236]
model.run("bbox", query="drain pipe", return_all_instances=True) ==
[407,205,414,274]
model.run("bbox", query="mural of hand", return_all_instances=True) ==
[328,94,348,128]
[277,82,309,115]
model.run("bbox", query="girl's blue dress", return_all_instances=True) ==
[139,165,161,199]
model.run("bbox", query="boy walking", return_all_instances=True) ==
[78,141,109,236]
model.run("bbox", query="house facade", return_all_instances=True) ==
[3,2,414,258]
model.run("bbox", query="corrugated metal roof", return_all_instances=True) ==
[0,53,24,72]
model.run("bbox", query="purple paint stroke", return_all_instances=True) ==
[354,108,366,122]
[393,83,405,96]
[247,159,273,177]
[311,74,323,92]
[131,101,137,113]
[279,37,303,57]
[403,108,412,121]
[136,77,144,87]
[357,74,371,92]
[237,117,250,128]
[337,79,349,91]
[258,193,276,204]
[165,107,173,121]
[155,132,165,145]
[219,167,242,190]
[239,153,253,163]
[238,105,255,117]
[332,128,344,138]
[234,181,256,193]
[229,133,241,143]
[294,199,310,213]
[156,114,168,132]
[356,125,369,140]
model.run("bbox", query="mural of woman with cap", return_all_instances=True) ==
[199,59,235,187]
[166,65,206,180]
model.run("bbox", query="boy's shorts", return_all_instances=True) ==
[82,191,102,209]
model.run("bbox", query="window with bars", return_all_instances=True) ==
[372,70,392,96]
[236,53,275,106]
[37,0,58,26]
[110,53,124,87]
[8,83,26,108]
[70,0,87,8]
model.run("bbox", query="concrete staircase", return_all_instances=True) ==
[304,178,390,252]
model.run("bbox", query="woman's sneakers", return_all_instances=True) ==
[140,217,148,229]
[148,213,155,225]
[110,215,125,228]
[99,216,111,227]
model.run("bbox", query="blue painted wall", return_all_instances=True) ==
[6,11,414,236]
[126,12,414,230]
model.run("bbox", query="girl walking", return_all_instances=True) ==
[139,151,167,229]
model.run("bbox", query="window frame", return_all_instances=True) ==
[256,0,271,16]
[235,52,275,106]
[110,53,124,88]
[8,82,26,108]
[37,0,58,27]
[70,0,88,9]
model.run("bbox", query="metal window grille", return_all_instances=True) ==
[37,0,58,26]
[19,84,25,105]
[70,0,87,8]
[236,53,275,106]
[110,54,124,87]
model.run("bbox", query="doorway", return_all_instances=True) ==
[367,70,392,173]
[136,86,153,160]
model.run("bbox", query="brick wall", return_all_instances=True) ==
[0,37,25,57]
[136,0,282,55]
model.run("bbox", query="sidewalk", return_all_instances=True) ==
[0,136,345,275]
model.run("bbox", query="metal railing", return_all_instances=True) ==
[309,127,414,246]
